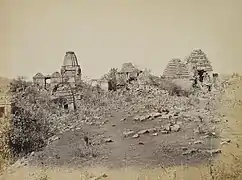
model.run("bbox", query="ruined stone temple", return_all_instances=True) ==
[162,49,219,91]
[185,49,213,76]
[32,51,81,110]
[117,63,143,84]
[61,51,82,84]
[163,58,190,79]
[163,49,214,80]
[32,72,46,88]
[33,51,82,89]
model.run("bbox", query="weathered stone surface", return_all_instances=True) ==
[205,149,222,154]
[48,135,60,144]
[132,134,139,138]
[170,124,181,132]
[151,112,162,118]
[133,114,152,121]
[147,128,157,133]
[120,117,126,121]
[164,124,171,131]
[194,140,204,144]
[152,133,158,136]
[182,149,199,156]
[123,130,135,137]
[90,173,108,180]
[137,129,149,135]
[104,138,113,143]
[160,130,169,134]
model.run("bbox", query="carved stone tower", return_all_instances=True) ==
[60,51,82,85]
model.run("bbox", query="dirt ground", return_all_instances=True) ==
[27,99,220,169]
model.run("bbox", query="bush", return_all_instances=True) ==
[202,155,242,180]
[158,79,191,97]
[8,78,56,157]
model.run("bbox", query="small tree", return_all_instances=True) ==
[102,68,118,91]
[8,78,55,157]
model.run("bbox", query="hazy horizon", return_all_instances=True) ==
[1,0,242,80]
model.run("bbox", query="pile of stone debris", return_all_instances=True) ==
[49,78,223,136]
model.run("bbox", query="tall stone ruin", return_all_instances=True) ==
[163,58,190,79]
[184,49,215,91]
[185,49,213,76]
[61,51,82,86]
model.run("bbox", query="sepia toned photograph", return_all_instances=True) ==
[0,0,242,179]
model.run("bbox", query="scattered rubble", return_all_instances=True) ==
[160,130,169,134]
[182,149,200,156]
[220,139,231,145]
[104,138,113,143]
[194,140,204,144]
[152,133,158,136]
[170,124,181,132]
[120,117,126,121]
[205,149,222,155]
[123,130,135,138]
[132,134,139,138]
[91,173,108,180]
[164,124,171,131]
[48,135,60,144]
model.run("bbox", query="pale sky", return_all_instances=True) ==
[1,0,242,80]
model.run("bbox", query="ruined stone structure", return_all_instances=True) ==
[61,51,81,85]
[33,51,82,89]
[162,49,217,92]
[117,63,143,84]
[185,49,213,76]
[184,49,215,90]
[163,49,213,80]
[163,59,190,79]
[51,83,77,110]
[90,79,109,91]
[32,51,81,110]
[0,98,11,119]
[51,72,62,85]
[0,78,11,119]
[33,73,46,87]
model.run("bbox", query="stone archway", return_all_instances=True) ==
[51,82,77,111]
[197,70,206,83]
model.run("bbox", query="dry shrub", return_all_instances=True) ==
[159,79,192,97]
[202,156,242,180]
[8,78,56,158]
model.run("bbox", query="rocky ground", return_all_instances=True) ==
[10,82,227,170]
[2,75,242,180]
